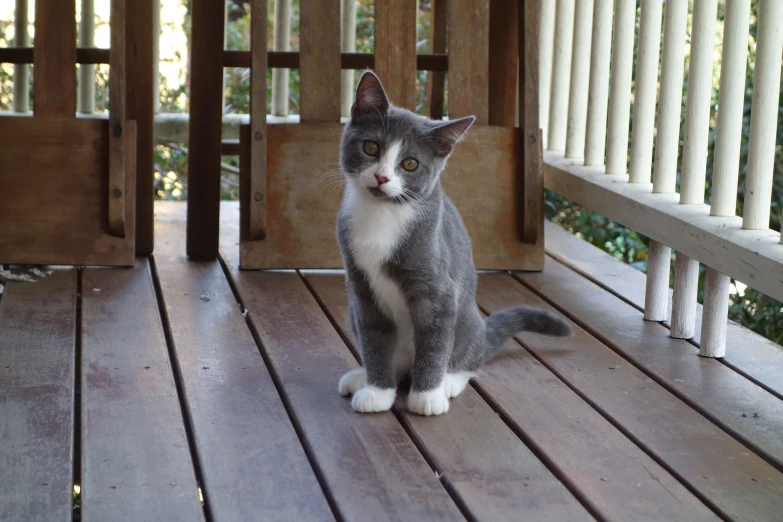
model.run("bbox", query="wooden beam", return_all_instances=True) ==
[33,0,76,116]
[488,0,518,126]
[299,0,341,121]
[447,0,489,122]
[374,0,417,109]
[186,0,226,259]
[108,0,127,238]
[427,0,448,119]
[247,0,268,240]
[520,0,540,244]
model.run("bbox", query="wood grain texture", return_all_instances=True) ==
[520,0,541,244]
[0,117,135,266]
[126,0,155,254]
[239,124,543,270]
[187,0,226,259]
[81,261,204,522]
[0,271,77,521]
[516,258,783,474]
[427,0,448,119]
[480,273,783,520]
[302,271,592,522]
[447,0,489,122]
[152,206,333,521]
[108,0,127,238]
[488,0,518,126]
[248,0,268,240]
[33,0,76,116]
[543,220,783,407]
[299,0,341,121]
[374,0,417,110]
[222,270,464,521]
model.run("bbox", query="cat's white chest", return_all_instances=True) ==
[344,187,416,369]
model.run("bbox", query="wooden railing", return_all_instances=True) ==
[541,0,783,358]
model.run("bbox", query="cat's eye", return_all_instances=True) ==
[402,158,419,171]
[364,141,380,156]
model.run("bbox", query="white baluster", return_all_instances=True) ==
[565,0,594,159]
[583,0,613,166]
[539,0,556,149]
[604,0,635,174]
[547,0,575,151]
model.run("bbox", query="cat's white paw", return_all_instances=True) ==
[351,386,396,413]
[443,372,474,399]
[407,388,450,416]
[338,368,366,396]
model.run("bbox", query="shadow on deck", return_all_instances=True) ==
[2,201,783,521]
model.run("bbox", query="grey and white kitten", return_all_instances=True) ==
[336,71,571,416]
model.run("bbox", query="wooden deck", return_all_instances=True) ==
[2,201,783,521]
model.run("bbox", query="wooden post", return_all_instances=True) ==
[108,0,128,238]
[427,0,448,120]
[564,0,593,159]
[300,0,341,121]
[538,0,555,149]
[488,0,518,127]
[248,0,268,240]
[340,0,357,118]
[34,0,76,117]
[604,0,634,175]
[546,0,574,151]
[13,0,30,113]
[186,0,226,259]
[583,0,612,166]
[78,0,96,114]
[376,0,418,111]
[520,0,540,245]
[272,0,292,116]
[628,0,662,184]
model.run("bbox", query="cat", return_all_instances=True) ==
[336,71,572,416]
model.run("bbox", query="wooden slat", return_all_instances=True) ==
[520,0,541,244]
[221,273,464,520]
[152,205,333,520]
[543,220,783,401]
[374,0,417,110]
[0,271,76,521]
[299,0,341,121]
[302,271,592,521]
[81,261,204,521]
[516,257,783,472]
[480,273,783,520]
[126,0,155,254]
[239,124,543,270]
[108,0,127,238]
[0,118,135,266]
[33,0,76,116]
[186,0,226,259]
[427,0,448,119]
[247,0,268,241]
[447,0,489,122]
[219,50,449,71]
[488,0,518,126]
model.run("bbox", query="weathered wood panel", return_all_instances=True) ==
[488,0,518,127]
[248,0,268,240]
[520,0,541,244]
[0,118,135,266]
[152,205,333,521]
[299,0,341,121]
[33,0,76,116]
[480,272,783,520]
[374,0,417,110]
[108,0,128,238]
[427,0,448,119]
[0,271,77,521]
[302,271,592,522]
[81,261,203,521]
[240,123,543,270]
[447,0,489,123]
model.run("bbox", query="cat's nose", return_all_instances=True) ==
[374,173,390,185]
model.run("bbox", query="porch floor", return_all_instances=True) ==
[2,201,783,521]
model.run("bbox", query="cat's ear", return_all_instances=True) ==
[427,116,476,156]
[352,71,390,119]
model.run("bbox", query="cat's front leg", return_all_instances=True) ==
[406,293,456,416]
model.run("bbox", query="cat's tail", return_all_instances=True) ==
[484,306,572,356]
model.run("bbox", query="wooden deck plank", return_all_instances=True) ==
[152,205,333,520]
[516,258,783,472]
[302,270,593,522]
[0,271,77,521]
[544,220,783,399]
[478,273,783,520]
[81,261,204,521]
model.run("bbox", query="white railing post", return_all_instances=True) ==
[564,0,594,159]
[340,0,357,118]
[628,0,662,184]
[743,0,783,233]
[547,0,575,151]
[272,0,292,116]
[671,0,718,340]
[644,0,688,322]
[78,0,96,114]
[13,0,30,113]
[583,0,612,166]
[701,0,752,358]
[603,0,634,174]
[539,0,556,149]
